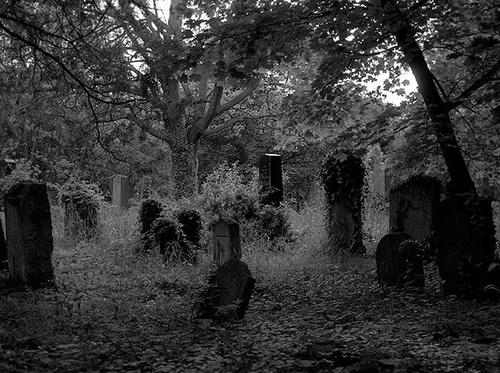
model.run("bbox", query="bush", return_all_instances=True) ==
[200,162,259,223]
[255,205,291,242]
[152,217,195,263]
[139,199,164,234]
[60,179,101,240]
[177,209,203,250]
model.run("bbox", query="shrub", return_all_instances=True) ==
[177,209,203,250]
[200,162,259,223]
[139,199,164,234]
[152,217,195,263]
[60,179,101,240]
[255,205,291,242]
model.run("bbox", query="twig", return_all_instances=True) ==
[101,332,154,369]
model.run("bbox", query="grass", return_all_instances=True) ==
[1,195,500,372]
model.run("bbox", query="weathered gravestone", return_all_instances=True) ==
[4,182,54,286]
[389,175,441,242]
[376,232,424,288]
[320,151,365,254]
[194,259,256,321]
[213,218,241,266]
[109,174,130,209]
[259,153,283,207]
[0,215,7,269]
[434,195,496,296]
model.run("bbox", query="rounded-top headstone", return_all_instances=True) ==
[376,232,413,286]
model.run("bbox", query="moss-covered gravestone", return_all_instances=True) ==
[4,182,54,286]
[0,215,7,269]
[320,150,365,254]
[213,218,241,266]
[434,195,496,297]
[389,175,441,242]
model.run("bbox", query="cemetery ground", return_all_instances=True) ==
[1,203,500,373]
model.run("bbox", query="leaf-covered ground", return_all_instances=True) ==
[1,239,500,373]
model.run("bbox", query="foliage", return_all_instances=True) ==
[177,209,203,250]
[60,178,101,241]
[151,217,195,264]
[2,200,500,372]
[320,150,366,254]
[200,162,259,223]
[138,199,164,235]
[254,205,291,244]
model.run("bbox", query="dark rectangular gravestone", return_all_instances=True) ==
[389,176,441,242]
[194,259,256,321]
[434,195,496,297]
[0,215,6,269]
[109,174,130,209]
[213,218,241,266]
[259,154,283,207]
[5,182,54,286]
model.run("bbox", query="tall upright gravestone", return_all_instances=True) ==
[213,218,241,266]
[4,182,54,286]
[0,215,7,269]
[320,151,365,254]
[110,174,130,209]
[389,176,441,242]
[259,154,283,207]
[434,195,496,296]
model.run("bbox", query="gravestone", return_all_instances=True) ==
[4,182,54,286]
[259,154,283,207]
[376,232,424,288]
[434,195,496,296]
[194,259,256,321]
[0,215,6,269]
[213,218,241,266]
[389,176,441,242]
[321,151,365,254]
[109,174,129,209]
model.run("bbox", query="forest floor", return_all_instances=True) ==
[1,236,500,373]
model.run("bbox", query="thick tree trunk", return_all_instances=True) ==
[382,1,477,195]
[171,138,198,199]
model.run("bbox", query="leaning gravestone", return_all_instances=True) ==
[434,195,496,296]
[376,232,424,288]
[194,259,256,321]
[259,153,283,207]
[4,182,54,286]
[320,150,365,254]
[389,175,441,242]
[0,215,6,269]
[213,218,241,266]
[109,174,130,209]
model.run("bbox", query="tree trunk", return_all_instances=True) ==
[171,138,197,199]
[382,1,477,195]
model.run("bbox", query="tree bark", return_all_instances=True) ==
[382,1,477,195]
